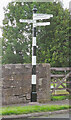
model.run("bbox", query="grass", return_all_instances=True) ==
[51,95,70,101]
[52,90,69,95]
[1,105,70,115]
[51,95,71,101]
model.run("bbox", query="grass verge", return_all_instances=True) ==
[0,105,70,115]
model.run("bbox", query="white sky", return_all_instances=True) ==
[0,0,71,37]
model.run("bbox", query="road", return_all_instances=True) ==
[43,113,69,118]
[2,113,70,120]
[30,113,69,118]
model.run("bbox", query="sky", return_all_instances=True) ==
[0,0,71,37]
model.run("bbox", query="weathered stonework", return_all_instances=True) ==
[2,63,51,105]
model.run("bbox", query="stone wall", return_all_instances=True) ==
[2,63,51,105]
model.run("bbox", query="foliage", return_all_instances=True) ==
[2,2,70,66]
[1,104,69,115]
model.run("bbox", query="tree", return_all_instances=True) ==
[2,2,70,67]
[2,2,33,64]
[36,2,70,67]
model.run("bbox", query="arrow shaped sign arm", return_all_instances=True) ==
[19,19,33,23]
[36,22,50,26]
[33,14,53,20]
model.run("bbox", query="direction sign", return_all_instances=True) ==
[20,19,51,27]
[33,14,53,17]
[33,14,53,20]
[20,19,33,23]
[36,22,50,26]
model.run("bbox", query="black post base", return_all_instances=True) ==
[31,92,37,102]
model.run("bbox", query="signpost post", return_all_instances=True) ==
[20,5,53,102]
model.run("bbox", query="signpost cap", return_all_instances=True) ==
[32,5,37,12]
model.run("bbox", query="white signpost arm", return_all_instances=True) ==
[33,13,53,20]
[36,22,50,26]
[19,19,33,23]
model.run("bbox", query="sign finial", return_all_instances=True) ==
[32,5,37,13]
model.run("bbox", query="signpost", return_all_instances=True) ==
[20,5,53,102]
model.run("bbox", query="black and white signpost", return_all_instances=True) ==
[20,5,53,102]
[31,6,37,102]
